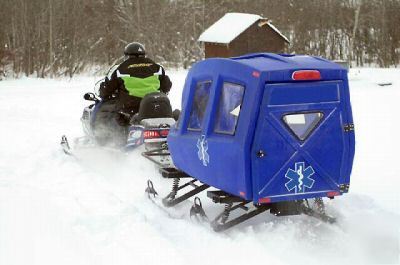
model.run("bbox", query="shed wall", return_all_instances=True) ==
[204,43,230,58]
[231,24,286,56]
[204,21,287,58]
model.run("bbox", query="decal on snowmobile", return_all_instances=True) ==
[126,126,145,148]
[285,162,315,193]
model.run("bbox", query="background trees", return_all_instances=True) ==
[0,0,399,77]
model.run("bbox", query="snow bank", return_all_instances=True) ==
[0,68,399,265]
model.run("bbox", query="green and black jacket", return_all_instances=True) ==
[100,57,172,113]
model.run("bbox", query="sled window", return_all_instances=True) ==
[282,112,323,141]
[188,81,212,131]
[214,82,245,135]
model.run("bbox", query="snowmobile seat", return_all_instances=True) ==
[130,92,173,124]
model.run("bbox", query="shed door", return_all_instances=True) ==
[251,81,352,203]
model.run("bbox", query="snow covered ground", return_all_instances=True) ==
[0,68,399,265]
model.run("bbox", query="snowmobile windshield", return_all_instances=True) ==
[93,79,104,96]
[106,64,119,80]
[93,64,120,96]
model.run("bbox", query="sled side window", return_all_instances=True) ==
[188,81,212,131]
[214,82,245,135]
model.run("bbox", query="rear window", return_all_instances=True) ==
[188,81,212,131]
[214,82,245,135]
[283,112,323,141]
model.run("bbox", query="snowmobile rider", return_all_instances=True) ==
[99,42,172,125]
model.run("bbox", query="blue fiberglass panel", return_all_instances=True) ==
[168,53,355,203]
[251,81,353,203]
[167,58,263,200]
[268,81,340,105]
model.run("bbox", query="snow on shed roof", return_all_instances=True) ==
[265,21,290,43]
[198,13,260,44]
[198,13,289,44]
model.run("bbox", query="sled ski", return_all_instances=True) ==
[145,180,186,220]
[204,190,271,232]
[196,191,335,232]
[146,169,336,232]
[146,168,209,208]
[159,167,209,208]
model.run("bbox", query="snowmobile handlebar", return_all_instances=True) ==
[84,92,100,103]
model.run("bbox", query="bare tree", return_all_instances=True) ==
[0,0,399,78]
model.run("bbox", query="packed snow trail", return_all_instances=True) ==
[0,69,399,265]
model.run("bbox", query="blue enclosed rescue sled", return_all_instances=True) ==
[146,53,355,231]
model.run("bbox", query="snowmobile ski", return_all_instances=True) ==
[60,135,123,157]
[61,135,73,156]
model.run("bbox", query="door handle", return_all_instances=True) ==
[257,150,266,158]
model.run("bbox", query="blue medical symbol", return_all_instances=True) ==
[197,135,209,166]
[285,162,315,193]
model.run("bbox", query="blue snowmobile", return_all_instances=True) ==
[61,70,179,162]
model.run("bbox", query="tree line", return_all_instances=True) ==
[0,0,399,78]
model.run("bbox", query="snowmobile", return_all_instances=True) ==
[78,91,177,150]
[145,53,355,232]
[61,72,179,164]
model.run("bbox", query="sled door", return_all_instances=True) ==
[251,81,352,203]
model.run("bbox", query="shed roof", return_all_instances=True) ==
[198,13,290,44]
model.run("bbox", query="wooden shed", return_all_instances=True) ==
[198,13,290,58]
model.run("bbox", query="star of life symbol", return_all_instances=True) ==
[197,135,209,166]
[285,162,315,193]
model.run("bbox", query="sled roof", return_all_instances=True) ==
[191,53,347,83]
[228,53,343,72]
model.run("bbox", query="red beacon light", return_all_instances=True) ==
[292,70,321,81]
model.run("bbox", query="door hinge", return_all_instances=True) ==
[343,123,354,132]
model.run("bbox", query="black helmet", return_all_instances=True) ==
[124,42,145,57]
